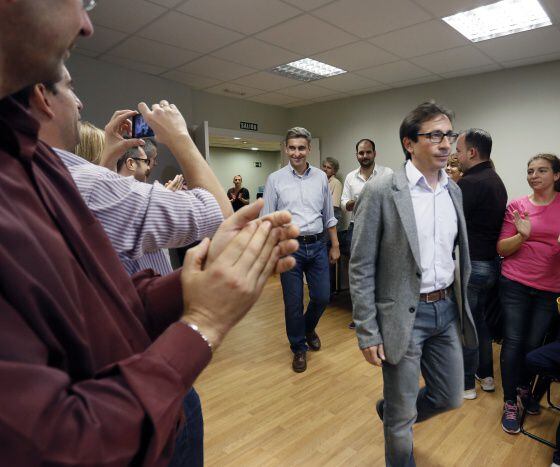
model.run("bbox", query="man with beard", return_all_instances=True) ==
[117,140,158,183]
[341,138,392,328]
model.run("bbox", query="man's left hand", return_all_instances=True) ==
[329,244,340,264]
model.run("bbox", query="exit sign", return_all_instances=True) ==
[240,121,258,131]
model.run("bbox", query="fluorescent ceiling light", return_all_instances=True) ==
[271,58,346,82]
[233,137,241,140]
[442,0,552,42]
[251,147,259,151]
[442,0,551,42]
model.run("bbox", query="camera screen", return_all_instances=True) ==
[132,114,155,138]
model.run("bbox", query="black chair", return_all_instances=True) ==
[520,299,560,449]
[520,375,560,448]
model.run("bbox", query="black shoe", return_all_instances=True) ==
[292,352,307,373]
[305,331,321,351]
[348,321,356,329]
[376,399,384,422]
[518,386,541,415]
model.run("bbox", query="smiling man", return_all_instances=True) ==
[262,127,339,372]
[350,101,477,466]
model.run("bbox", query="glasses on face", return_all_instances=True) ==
[132,157,152,168]
[82,0,96,12]
[417,130,459,144]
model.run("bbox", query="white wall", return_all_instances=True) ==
[192,91,289,135]
[208,147,281,201]
[66,54,290,183]
[68,54,560,201]
[289,60,560,201]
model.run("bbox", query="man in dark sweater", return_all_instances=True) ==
[456,128,508,399]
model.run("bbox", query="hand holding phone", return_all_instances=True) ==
[132,114,155,138]
[137,101,189,149]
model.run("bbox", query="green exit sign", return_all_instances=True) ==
[240,121,258,131]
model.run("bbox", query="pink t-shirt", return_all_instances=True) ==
[499,194,560,292]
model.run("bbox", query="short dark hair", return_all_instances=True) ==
[285,127,311,144]
[464,128,492,160]
[323,157,339,173]
[42,81,59,95]
[355,138,376,152]
[13,82,57,107]
[116,145,143,172]
[399,100,454,160]
[142,138,157,158]
[528,153,560,192]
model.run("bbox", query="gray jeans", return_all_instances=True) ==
[381,295,463,467]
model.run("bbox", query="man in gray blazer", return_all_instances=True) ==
[350,101,477,467]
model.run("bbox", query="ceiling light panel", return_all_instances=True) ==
[442,0,552,43]
[271,58,346,82]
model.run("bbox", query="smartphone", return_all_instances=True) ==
[132,114,155,138]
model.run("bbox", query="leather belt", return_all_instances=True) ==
[297,233,323,244]
[419,286,453,303]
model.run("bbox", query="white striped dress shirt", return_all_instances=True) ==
[56,148,223,276]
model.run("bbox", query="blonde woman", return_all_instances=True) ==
[75,121,105,164]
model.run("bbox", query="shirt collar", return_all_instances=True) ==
[288,162,311,177]
[54,148,91,168]
[355,166,376,182]
[0,96,40,162]
[405,160,449,190]
[463,159,493,176]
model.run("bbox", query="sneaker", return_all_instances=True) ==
[501,401,520,434]
[463,388,477,400]
[476,375,495,392]
[375,399,384,422]
[517,386,541,415]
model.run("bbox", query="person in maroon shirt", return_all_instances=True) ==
[0,1,299,466]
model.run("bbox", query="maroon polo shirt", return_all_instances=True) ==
[0,96,211,466]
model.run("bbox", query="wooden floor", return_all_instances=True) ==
[195,277,559,466]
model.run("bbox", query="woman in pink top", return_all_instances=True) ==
[497,153,560,435]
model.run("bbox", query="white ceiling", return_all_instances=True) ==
[76,0,560,108]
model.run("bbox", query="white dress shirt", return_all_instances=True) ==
[405,160,457,293]
[341,164,393,222]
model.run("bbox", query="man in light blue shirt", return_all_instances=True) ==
[262,127,339,372]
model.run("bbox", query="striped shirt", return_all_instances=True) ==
[56,148,223,275]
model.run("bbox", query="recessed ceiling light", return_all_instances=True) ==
[251,147,259,151]
[233,137,241,140]
[242,140,248,144]
[270,58,346,82]
[442,0,551,43]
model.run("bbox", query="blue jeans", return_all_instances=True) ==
[381,295,463,467]
[499,275,558,402]
[280,239,330,353]
[463,259,499,389]
[169,388,204,467]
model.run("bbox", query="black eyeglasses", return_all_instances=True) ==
[131,157,152,167]
[417,131,459,144]
[83,0,96,12]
